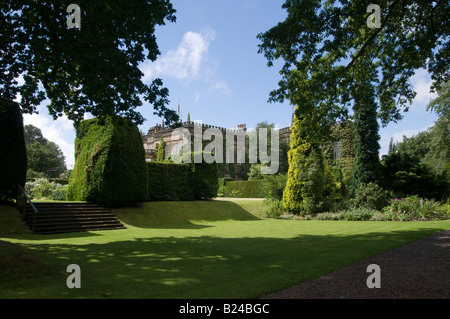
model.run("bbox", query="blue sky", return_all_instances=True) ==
[23,0,439,168]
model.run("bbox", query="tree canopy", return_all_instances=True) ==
[257,0,449,127]
[24,125,67,178]
[1,1,178,125]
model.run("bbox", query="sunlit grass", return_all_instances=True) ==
[0,200,449,299]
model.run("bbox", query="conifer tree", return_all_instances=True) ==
[348,82,381,195]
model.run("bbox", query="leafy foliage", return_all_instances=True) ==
[350,182,390,211]
[24,125,66,178]
[382,196,449,221]
[257,0,448,126]
[348,83,381,195]
[380,152,449,201]
[262,198,286,219]
[258,1,449,213]
[67,116,148,207]
[2,1,178,125]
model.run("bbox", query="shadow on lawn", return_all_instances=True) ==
[2,226,445,299]
[113,200,260,229]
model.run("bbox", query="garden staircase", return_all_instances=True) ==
[24,202,126,234]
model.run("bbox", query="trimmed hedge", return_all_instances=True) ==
[224,181,266,198]
[190,152,219,200]
[147,152,218,201]
[67,116,147,207]
[0,100,27,202]
[147,162,193,201]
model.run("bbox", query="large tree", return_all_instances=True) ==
[1,0,178,125]
[24,125,67,178]
[258,0,449,211]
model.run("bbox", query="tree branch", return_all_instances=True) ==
[343,0,402,74]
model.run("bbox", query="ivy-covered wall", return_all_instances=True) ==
[67,116,148,207]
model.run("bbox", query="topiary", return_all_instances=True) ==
[67,116,147,207]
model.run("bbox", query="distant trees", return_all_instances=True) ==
[382,82,450,200]
[24,125,67,178]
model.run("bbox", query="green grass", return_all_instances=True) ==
[0,200,449,299]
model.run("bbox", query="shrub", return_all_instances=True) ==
[25,178,53,200]
[67,116,148,207]
[224,181,266,198]
[51,187,68,201]
[262,174,287,200]
[147,162,193,201]
[25,178,66,200]
[351,182,390,211]
[0,100,27,202]
[315,212,341,220]
[262,198,286,219]
[339,207,377,221]
[382,196,446,221]
[380,152,449,201]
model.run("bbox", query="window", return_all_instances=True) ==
[333,141,341,160]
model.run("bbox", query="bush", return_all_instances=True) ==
[67,116,148,207]
[339,207,377,221]
[224,181,266,198]
[262,174,287,200]
[382,196,446,221]
[380,152,449,201]
[147,162,193,201]
[0,100,27,202]
[51,187,68,201]
[351,182,390,211]
[25,178,66,200]
[262,198,286,219]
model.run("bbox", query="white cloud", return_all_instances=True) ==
[211,81,231,96]
[410,68,438,106]
[142,28,216,82]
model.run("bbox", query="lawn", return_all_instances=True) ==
[0,200,449,299]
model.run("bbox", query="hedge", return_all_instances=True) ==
[147,153,219,201]
[0,100,27,202]
[190,152,219,200]
[147,162,193,201]
[67,116,148,207]
[224,181,266,198]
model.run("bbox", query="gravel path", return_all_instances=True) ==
[260,229,450,299]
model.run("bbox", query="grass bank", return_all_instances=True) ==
[0,200,449,299]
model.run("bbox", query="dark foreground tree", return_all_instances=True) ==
[0,101,27,202]
[258,0,449,212]
[1,1,178,125]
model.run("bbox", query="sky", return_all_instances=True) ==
[22,0,440,169]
